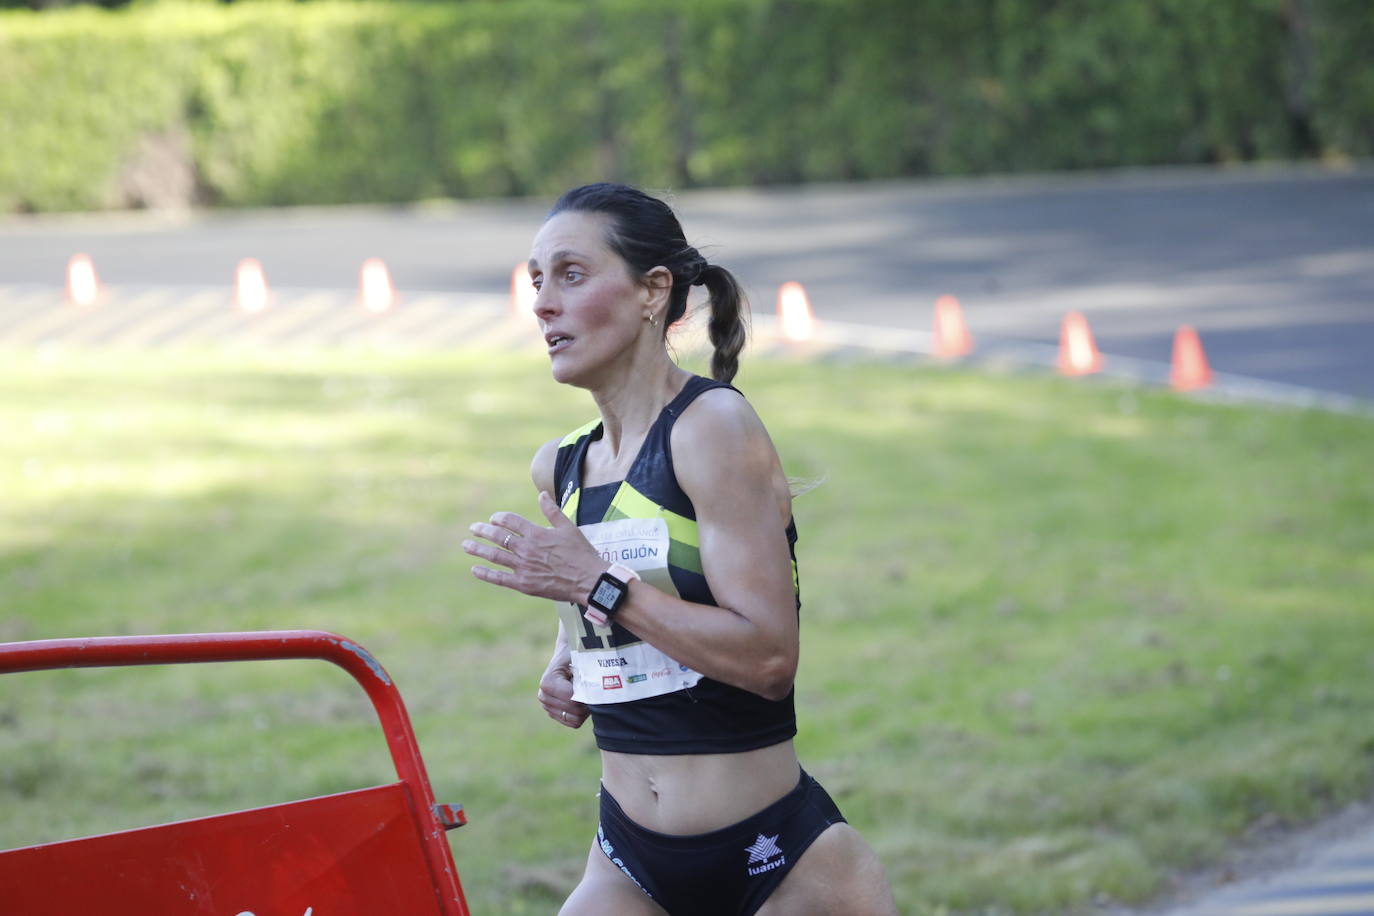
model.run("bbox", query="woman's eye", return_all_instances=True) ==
[565,270,583,283]
[531,277,542,291]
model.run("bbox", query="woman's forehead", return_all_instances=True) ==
[530,211,613,265]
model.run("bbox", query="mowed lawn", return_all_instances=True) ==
[1,347,1372,915]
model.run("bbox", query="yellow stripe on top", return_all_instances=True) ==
[607,481,703,575]
[609,483,699,548]
[560,418,600,448]
[561,487,582,522]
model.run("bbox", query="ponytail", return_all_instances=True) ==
[698,264,748,384]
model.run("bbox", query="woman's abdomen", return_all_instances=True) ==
[600,740,800,835]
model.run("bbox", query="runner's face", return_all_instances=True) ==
[528,211,647,387]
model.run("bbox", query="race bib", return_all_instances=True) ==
[557,516,703,704]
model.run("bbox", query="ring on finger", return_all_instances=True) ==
[503,533,513,549]
[561,710,568,721]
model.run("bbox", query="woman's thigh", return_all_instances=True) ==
[558,841,669,916]
[755,823,899,916]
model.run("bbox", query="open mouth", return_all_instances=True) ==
[546,333,573,353]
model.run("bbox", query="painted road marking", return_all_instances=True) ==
[0,285,1366,416]
[107,290,230,348]
[58,288,180,345]
[1218,892,1374,915]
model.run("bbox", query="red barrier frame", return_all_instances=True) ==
[0,630,470,915]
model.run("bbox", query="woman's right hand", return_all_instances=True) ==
[538,661,589,729]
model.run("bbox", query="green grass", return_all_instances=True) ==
[1,347,1372,914]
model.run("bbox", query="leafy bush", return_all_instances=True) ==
[0,0,1368,212]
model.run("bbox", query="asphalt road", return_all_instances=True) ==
[2,165,1371,400]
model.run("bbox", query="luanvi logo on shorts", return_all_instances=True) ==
[745,833,785,876]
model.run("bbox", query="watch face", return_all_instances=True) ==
[591,579,623,611]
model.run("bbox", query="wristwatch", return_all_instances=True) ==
[582,563,640,627]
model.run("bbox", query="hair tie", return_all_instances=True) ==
[687,257,710,287]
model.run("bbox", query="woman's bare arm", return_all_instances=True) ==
[529,438,589,727]
[610,389,798,698]
[464,392,798,700]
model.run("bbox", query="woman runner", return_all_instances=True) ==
[463,183,897,915]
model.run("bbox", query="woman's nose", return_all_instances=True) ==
[533,284,558,319]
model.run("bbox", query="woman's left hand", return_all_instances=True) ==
[463,491,604,603]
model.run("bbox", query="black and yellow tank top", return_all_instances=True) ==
[552,375,799,755]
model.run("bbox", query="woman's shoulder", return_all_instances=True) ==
[674,382,765,441]
[531,416,602,494]
[530,436,561,494]
[671,384,778,490]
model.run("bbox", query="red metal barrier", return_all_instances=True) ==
[0,630,471,915]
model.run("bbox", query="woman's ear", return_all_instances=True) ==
[642,265,673,316]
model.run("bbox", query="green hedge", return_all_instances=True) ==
[1,0,1370,212]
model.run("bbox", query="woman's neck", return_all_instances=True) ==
[590,357,690,461]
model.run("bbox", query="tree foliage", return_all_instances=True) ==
[0,0,1368,212]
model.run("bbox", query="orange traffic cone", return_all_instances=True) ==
[1170,325,1213,391]
[359,258,396,313]
[65,253,100,307]
[1057,311,1102,375]
[235,258,270,313]
[777,282,815,342]
[933,294,973,358]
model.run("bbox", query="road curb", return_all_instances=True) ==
[741,314,1374,417]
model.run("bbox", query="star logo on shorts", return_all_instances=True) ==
[745,833,783,865]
